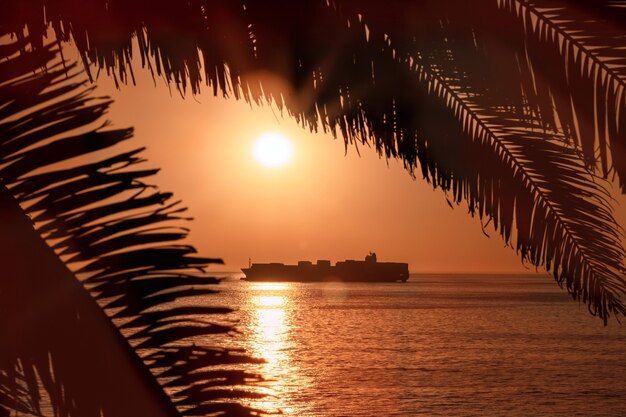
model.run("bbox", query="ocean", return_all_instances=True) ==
[206,273,626,416]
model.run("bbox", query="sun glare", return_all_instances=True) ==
[253,132,293,168]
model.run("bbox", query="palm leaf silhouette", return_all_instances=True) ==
[0,36,267,416]
[331,1,626,320]
[497,0,626,190]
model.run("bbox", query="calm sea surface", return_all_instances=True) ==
[205,274,626,416]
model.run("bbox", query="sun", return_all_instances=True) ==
[253,132,293,168]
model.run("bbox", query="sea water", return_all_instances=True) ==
[205,273,626,416]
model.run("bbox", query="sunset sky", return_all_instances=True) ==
[92,63,626,274]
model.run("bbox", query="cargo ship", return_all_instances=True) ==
[241,252,409,283]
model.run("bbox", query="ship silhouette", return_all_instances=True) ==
[241,252,409,282]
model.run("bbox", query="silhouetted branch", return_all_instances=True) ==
[0,35,266,416]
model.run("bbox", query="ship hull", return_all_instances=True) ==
[241,261,409,283]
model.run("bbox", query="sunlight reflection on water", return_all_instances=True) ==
[246,283,299,414]
[210,275,626,417]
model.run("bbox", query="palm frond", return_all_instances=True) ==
[306,1,626,321]
[497,0,626,190]
[414,63,626,322]
[332,2,626,321]
[0,35,266,416]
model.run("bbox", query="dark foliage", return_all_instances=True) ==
[0,36,268,416]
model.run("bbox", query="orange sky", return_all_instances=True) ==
[91,64,626,274]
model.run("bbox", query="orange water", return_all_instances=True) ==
[205,274,626,416]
